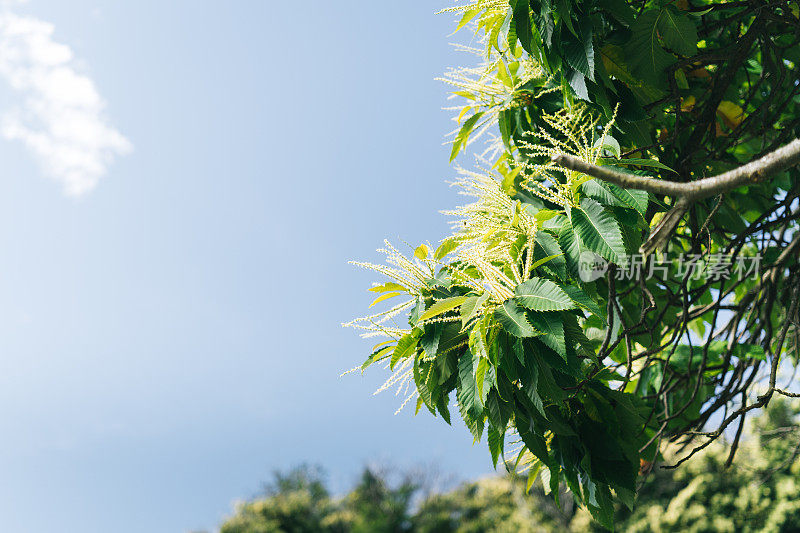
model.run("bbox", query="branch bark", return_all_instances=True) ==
[551,138,800,253]
[551,138,800,200]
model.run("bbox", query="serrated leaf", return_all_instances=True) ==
[461,293,490,329]
[626,10,675,85]
[559,217,583,277]
[391,334,418,370]
[495,300,539,338]
[487,423,504,468]
[452,7,481,34]
[510,0,533,55]
[420,296,469,322]
[475,356,490,400]
[527,312,567,359]
[598,0,635,25]
[450,112,485,161]
[457,350,484,439]
[515,278,575,312]
[420,325,442,356]
[658,5,698,56]
[582,179,620,207]
[534,231,567,280]
[531,253,564,270]
[560,284,605,320]
[369,282,408,293]
[563,18,594,80]
[571,198,626,263]
[363,345,394,370]
[607,182,649,214]
[566,68,589,101]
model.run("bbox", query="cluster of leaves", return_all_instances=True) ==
[219,401,800,533]
[347,0,800,529]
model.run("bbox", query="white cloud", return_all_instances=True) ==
[0,6,131,196]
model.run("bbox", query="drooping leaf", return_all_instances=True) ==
[567,68,589,101]
[510,0,533,55]
[563,18,594,81]
[487,423,505,468]
[457,350,485,439]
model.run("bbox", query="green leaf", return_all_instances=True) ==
[390,334,418,370]
[571,198,626,263]
[414,244,429,260]
[566,69,589,101]
[369,291,403,308]
[420,325,442,357]
[558,218,583,279]
[453,7,481,34]
[593,135,620,158]
[534,231,567,280]
[420,296,469,322]
[599,44,639,86]
[582,179,620,207]
[487,423,505,468]
[658,6,698,56]
[495,300,539,338]
[434,237,459,260]
[607,182,649,215]
[527,312,567,359]
[475,356,491,401]
[563,18,594,81]
[560,284,605,320]
[597,0,635,26]
[461,293,490,328]
[362,345,393,370]
[515,278,575,312]
[457,350,484,439]
[626,10,675,85]
[369,282,407,293]
[510,0,533,55]
[531,253,564,270]
[450,112,485,162]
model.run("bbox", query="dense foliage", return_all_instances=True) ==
[345,0,800,527]
[220,403,800,532]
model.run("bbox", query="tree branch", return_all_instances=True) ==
[551,139,800,253]
[551,138,800,200]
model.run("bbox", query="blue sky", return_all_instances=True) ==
[0,2,495,532]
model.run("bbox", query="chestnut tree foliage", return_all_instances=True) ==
[346,1,800,528]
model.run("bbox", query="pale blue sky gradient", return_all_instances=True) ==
[0,2,494,532]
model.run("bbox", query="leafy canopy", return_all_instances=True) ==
[346,0,800,528]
